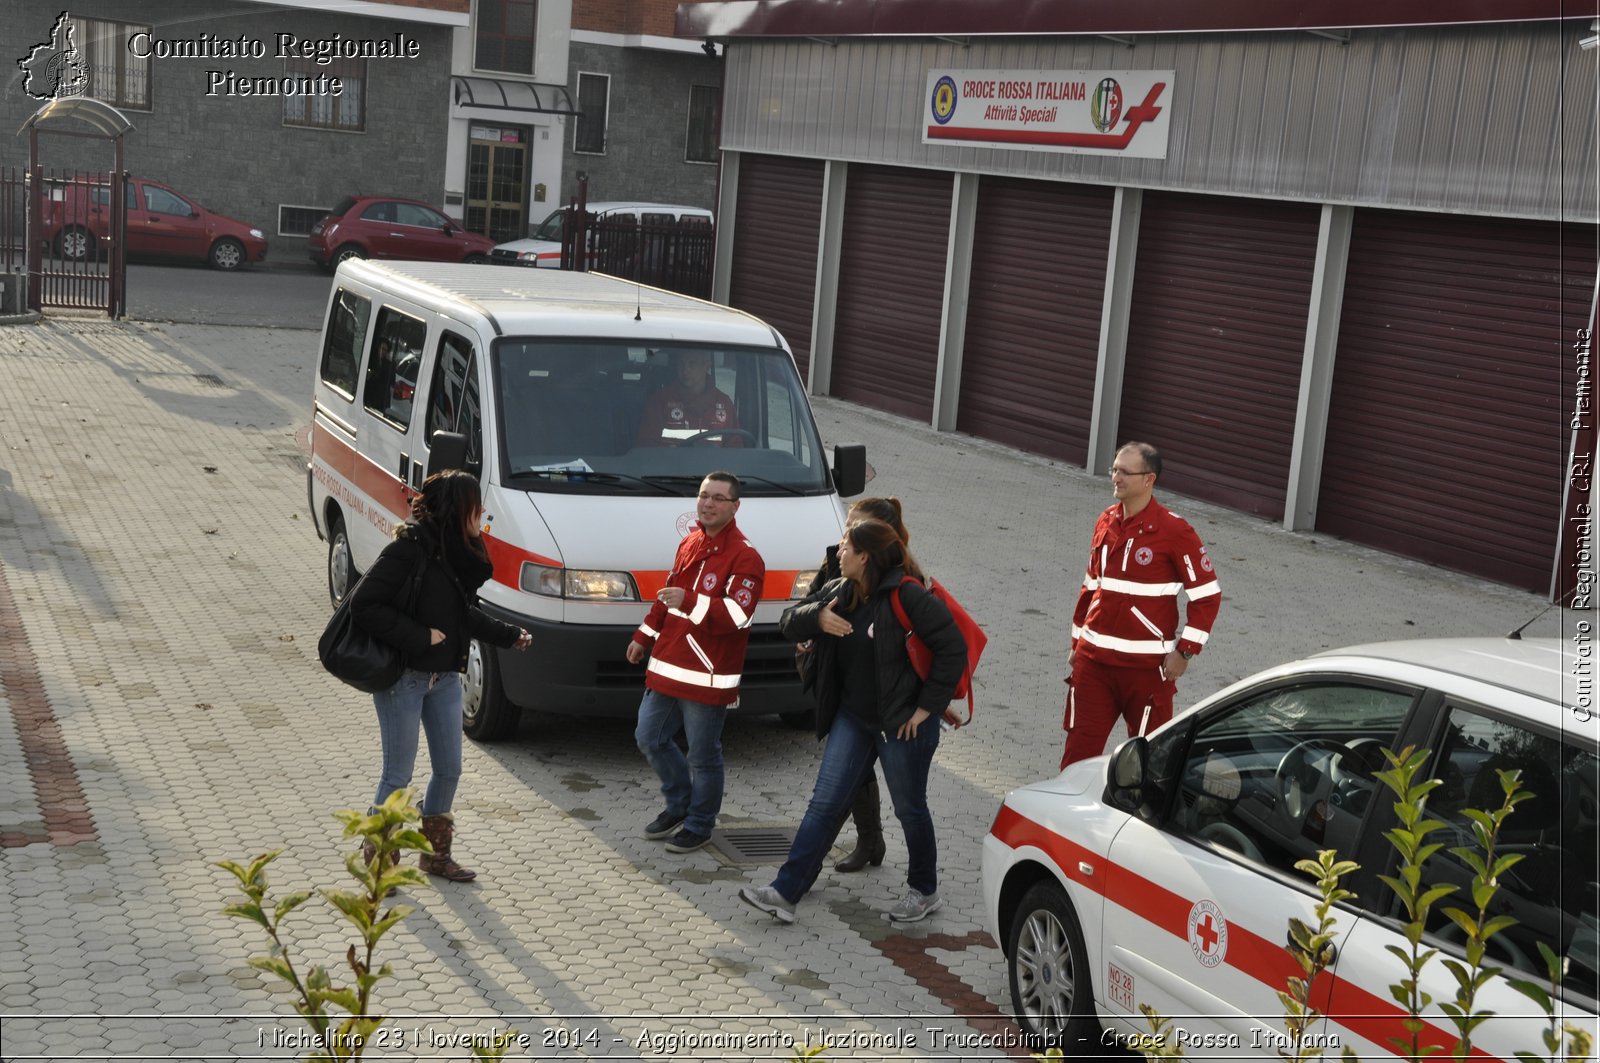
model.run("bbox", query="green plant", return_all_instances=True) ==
[217,788,433,1061]
[1374,745,1458,1062]
[1510,940,1596,1063]
[1280,849,1360,1063]
[1437,767,1532,1060]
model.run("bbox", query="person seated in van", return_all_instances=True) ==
[635,349,742,447]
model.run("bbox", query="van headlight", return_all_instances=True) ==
[791,570,819,599]
[520,562,639,600]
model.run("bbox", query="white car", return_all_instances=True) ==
[490,201,714,267]
[983,638,1598,1057]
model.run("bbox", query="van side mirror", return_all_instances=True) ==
[428,431,468,477]
[831,443,867,497]
[1105,736,1154,819]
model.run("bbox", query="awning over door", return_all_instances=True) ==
[451,76,578,115]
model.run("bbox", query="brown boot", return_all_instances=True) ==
[419,814,477,882]
[834,774,887,872]
[360,838,402,898]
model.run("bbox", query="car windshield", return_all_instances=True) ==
[531,209,567,241]
[493,339,830,496]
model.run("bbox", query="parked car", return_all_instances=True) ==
[490,201,713,267]
[983,637,1598,1056]
[45,175,268,271]
[307,195,495,271]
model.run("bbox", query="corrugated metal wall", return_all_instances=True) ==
[720,23,1597,223]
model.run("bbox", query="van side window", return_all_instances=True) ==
[363,307,428,430]
[319,288,370,397]
[1425,708,1598,1000]
[427,331,483,470]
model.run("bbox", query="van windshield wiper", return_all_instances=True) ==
[730,474,808,497]
[640,473,809,497]
[508,468,678,495]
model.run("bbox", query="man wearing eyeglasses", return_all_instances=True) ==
[627,471,766,853]
[1060,442,1222,769]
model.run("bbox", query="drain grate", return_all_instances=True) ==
[709,826,797,865]
[193,372,226,388]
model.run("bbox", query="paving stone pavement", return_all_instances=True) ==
[0,316,1573,1061]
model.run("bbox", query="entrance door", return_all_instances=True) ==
[466,125,528,243]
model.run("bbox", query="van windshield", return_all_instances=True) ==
[494,340,832,496]
[531,209,567,241]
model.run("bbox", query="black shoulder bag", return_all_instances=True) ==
[318,550,427,693]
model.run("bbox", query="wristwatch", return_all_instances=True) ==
[1178,649,1195,660]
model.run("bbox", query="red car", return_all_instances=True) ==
[47,176,269,271]
[307,195,495,271]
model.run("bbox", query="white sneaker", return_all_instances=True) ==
[887,888,943,923]
[738,885,797,924]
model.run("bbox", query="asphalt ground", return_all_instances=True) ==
[0,315,1573,1060]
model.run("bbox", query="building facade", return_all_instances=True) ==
[682,1,1598,597]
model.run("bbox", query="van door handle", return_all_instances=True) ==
[397,452,409,484]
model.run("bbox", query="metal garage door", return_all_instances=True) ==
[1119,192,1321,519]
[958,177,1114,464]
[830,166,951,421]
[1317,210,1597,592]
[727,155,826,379]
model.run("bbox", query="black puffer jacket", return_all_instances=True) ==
[349,522,520,674]
[780,566,967,739]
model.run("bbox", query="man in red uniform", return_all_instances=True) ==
[627,472,766,852]
[635,349,741,446]
[1060,442,1222,769]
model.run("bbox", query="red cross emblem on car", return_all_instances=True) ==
[1187,898,1228,968]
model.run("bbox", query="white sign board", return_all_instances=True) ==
[923,69,1174,158]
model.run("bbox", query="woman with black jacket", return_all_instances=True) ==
[350,469,530,882]
[740,518,967,925]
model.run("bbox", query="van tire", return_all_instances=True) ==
[327,517,356,607]
[463,638,520,740]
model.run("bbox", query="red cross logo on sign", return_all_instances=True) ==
[1187,898,1228,968]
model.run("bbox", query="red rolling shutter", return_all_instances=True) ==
[727,154,825,378]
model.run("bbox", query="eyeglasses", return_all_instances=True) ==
[1108,465,1153,478]
[697,492,736,503]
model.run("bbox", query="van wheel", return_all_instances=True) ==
[209,237,245,271]
[1008,880,1100,1050]
[57,225,95,261]
[463,638,520,740]
[327,518,356,607]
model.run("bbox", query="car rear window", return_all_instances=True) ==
[331,196,357,217]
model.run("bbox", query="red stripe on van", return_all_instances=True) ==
[481,531,561,588]
[311,422,410,520]
[991,807,1496,1061]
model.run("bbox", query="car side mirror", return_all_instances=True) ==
[831,443,867,497]
[442,222,456,235]
[428,431,468,477]
[1105,736,1154,819]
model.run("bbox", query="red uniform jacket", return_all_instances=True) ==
[1071,498,1221,669]
[632,518,766,706]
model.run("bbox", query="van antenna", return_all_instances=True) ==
[635,277,642,322]
[1505,601,1556,640]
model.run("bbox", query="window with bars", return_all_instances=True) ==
[574,72,609,155]
[282,57,365,132]
[70,17,150,110]
[279,205,331,237]
[685,84,721,164]
[475,0,538,75]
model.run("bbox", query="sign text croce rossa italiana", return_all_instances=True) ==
[924,69,1173,158]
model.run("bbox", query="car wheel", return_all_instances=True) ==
[334,243,367,265]
[209,237,245,271]
[327,516,355,607]
[1008,880,1100,1050]
[57,225,95,261]
[464,253,489,265]
[462,638,521,741]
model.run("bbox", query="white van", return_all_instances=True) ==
[308,261,865,739]
[489,201,713,267]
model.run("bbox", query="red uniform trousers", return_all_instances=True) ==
[1059,654,1176,769]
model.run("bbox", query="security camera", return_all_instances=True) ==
[702,39,718,57]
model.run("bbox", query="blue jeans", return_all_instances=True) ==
[372,670,463,818]
[772,710,940,904]
[634,689,726,836]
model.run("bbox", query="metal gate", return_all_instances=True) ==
[19,97,132,318]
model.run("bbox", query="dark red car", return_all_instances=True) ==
[307,195,495,271]
[46,175,268,271]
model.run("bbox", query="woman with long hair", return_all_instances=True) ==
[350,469,531,881]
[797,497,921,873]
[742,518,967,924]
